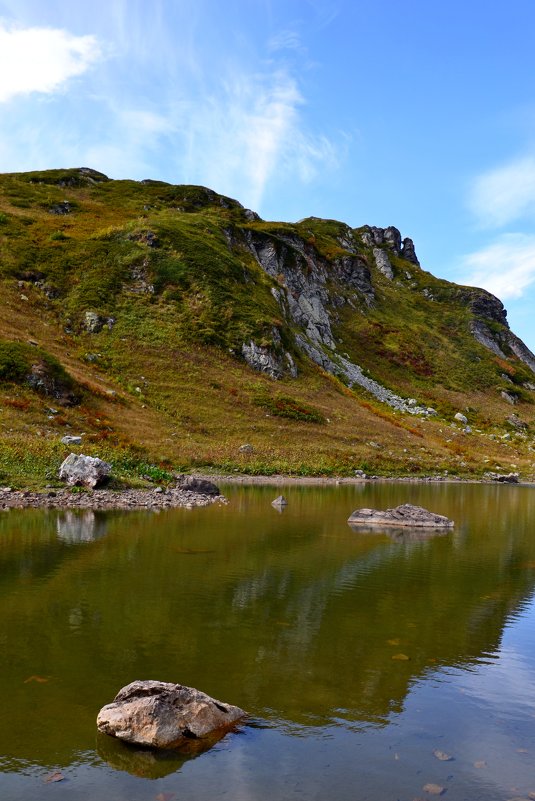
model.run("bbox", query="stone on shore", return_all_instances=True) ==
[61,435,82,445]
[348,503,454,528]
[59,453,111,488]
[97,680,246,749]
[483,471,519,483]
[174,475,220,496]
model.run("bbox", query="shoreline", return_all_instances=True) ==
[0,472,526,510]
[0,486,227,511]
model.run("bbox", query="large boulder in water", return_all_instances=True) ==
[348,503,454,528]
[97,680,246,749]
[59,453,111,488]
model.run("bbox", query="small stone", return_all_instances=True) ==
[44,771,64,783]
[61,435,82,445]
[454,412,468,424]
[271,495,287,508]
[239,444,254,454]
[433,750,453,761]
[423,784,446,796]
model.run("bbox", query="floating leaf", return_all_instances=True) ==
[387,638,401,646]
[24,675,49,684]
[423,783,446,795]
[44,771,64,783]
[473,761,487,768]
[392,653,410,661]
[155,793,175,801]
[433,750,453,762]
[517,748,529,753]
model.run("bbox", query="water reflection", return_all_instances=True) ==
[96,730,222,779]
[347,523,452,541]
[56,510,108,543]
[0,483,534,799]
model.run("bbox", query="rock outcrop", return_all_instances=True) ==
[348,503,454,528]
[373,248,394,279]
[59,453,111,488]
[400,237,419,265]
[97,680,246,749]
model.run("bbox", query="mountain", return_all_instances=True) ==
[1,167,534,487]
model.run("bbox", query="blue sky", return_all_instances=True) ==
[2,0,535,348]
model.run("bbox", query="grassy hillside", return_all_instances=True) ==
[1,167,534,488]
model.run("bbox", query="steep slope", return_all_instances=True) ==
[1,167,534,486]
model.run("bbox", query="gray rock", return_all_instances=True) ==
[241,327,297,379]
[59,453,111,488]
[348,503,454,528]
[501,390,517,405]
[61,435,82,445]
[384,226,402,254]
[271,495,287,508]
[400,237,419,265]
[360,230,375,248]
[507,414,527,430]
[175,475,220,496]
[483,472,519,483]
[373,248,393,279]
[83,311,115,334]
[97,680,246,749]
[470,320,507,358]
[49,200,71,215]
[454,412,468,424]
[239,443,254,453]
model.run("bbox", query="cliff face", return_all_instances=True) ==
[1,167,535,483]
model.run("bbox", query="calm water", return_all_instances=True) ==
[1,482,535,800]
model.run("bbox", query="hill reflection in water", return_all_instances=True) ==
[0,482,534,798]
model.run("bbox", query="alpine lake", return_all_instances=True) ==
[1,481,535,801]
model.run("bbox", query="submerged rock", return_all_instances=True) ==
[348,503,454,528]
[97,680,246,749]
[59,453,111,488]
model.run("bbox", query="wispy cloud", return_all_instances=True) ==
[468,155,535,228]
[268,29,305,53]
[0,6,340,213]
[177,68,338,210]
[0,22,101,102]
[458,233,535,300]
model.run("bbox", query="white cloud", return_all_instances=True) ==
[174,69,338,211]
[458,233,535,300]
[0,23,100,102]
[469,155,535,228]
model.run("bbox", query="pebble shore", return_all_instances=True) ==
[0,486,226,510]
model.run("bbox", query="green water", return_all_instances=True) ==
[1,482,535,800]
